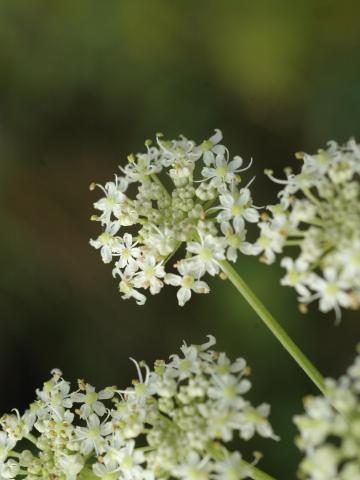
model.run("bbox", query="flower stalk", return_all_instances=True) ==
[220,260,326,395]
[248,464,277,480]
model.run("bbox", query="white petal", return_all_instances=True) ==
[165,273,182,287]
[101,246,112,264]
[209,128,223,145]
[177,287,191,306]
[192,281,210,294]
[233,216,245,232]
[244,208,259,223]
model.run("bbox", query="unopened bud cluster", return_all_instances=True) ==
[0,336,277,479]
[248,139,360,319]
[294,347,360,480]
[90,130,259,305]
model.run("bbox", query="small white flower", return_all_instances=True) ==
[0,458,19,479]
[76,413,112,455]
[220,222,246,262]
[117,269,147,305]
[201,154,246,188]
[72,383,114,417]
[90,222,120,264]
[57,454,85,480]
[112,233,141,271]
[216,188,259,232]
[171,452,212,480]
[134,257,165,295]
[307,267,351,319]
[196,129,226,165]
[243,222,284,264]
[280,257,310,298]
[165,262,210,306]
[93,176,128,225]
[186,235,226,277]
[111,440,148,480]
[237,404,279,441]
[208,373,251,408]
[213,452,250,480]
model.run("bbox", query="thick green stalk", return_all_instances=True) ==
[219,260,326,395]
[248,463,277,480]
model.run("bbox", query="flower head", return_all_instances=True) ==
[0,337,276,479]
[249,139,360,319]
[294,347,360,479]
[90,131,259,305]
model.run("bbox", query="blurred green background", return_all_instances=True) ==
[0,1,359,477]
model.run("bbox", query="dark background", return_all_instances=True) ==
[0,1,359,477]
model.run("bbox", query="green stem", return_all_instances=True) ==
[284,240,302,246]
[303,187,320,205]
[246,462,277,480]
[219,260,326,395]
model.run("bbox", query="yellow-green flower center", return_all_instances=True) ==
[85,392,98,405]
[99,232,111,245]
[258,236,270,248]
[231,204,244,217]
[182,275,195,289]
[199,247,213,262]
[325,283,339,297]
[288,270,300,285]
[216,165,228,177]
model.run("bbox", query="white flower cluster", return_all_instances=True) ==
[90,130,260,306]
[294,348,360,480]
[249,139,360,319]
[0,336,277,480]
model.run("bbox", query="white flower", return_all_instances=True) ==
[165,262,210,306]
[280,257,310,298]
[118,269,146,305]
[134,257,165,295]
[76,414,112,455]
[111,441,149,480]
[196,128,226,165]
[220,222,246,262]
[243,222,284,264]
[171,452,212,480]
[307,267,351,320]
[93,176,128,225]
[186,235,226,277]
[57,454,85,480]
[216,188,259,232]
[212,452,250,480]
[90,222,120,264]
[72,383,114,417]
[208,374,250,408]
[0,458,19,479]
[201,154,246,188]
[237,404,279,441]
[112,233,141,271]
